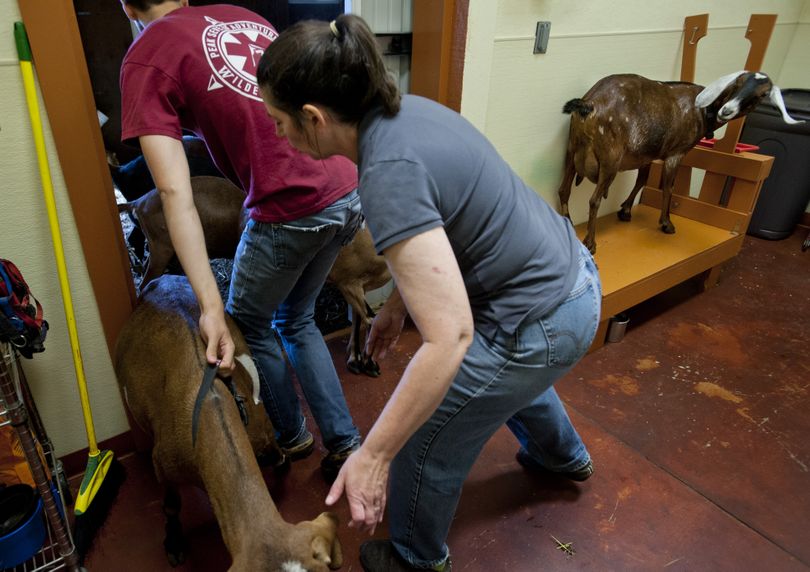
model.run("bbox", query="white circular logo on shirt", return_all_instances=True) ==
[202,17,278,101]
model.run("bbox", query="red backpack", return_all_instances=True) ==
[0,259,48,358]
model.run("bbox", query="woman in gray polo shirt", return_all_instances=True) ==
[257,14,602,572]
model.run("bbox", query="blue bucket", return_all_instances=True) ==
[0,488,46,569]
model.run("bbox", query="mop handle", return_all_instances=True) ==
[14,22,99,455]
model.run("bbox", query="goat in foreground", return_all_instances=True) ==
[557,71,802,253]
[114,274,342,571]
[119,177,390,376]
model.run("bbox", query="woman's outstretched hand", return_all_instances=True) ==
[325,446,389,535]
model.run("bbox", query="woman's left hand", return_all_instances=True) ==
[366,290,407,362]
[325,446,389,534]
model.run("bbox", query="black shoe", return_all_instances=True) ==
[516,448,594,482]
[320,441,360,483]
[279,430,315,461]
[360,540,451,572]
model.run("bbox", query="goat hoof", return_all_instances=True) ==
[257,446,286,469]
[661,224,676,234]
[346,359,365,375]
[273,454,292,475]
[166,550,186,567]
[617,210,632,222]
[363,358,381,378]
[164,540,187,567]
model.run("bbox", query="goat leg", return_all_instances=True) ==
[346,315,365,375]
[557,148,577,221]
[359,302,380,377]
[162,486,187,567]
[658,156,682,234]
[583,170,616,254]
[618,164,651,222]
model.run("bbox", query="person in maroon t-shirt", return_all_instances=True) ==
[119,0,361,480]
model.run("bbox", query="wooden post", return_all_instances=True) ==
[681,14,709,83]
[16,0,137,357]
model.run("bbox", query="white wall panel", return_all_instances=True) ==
[464,0,809,224]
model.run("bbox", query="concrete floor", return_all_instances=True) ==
[82,231,810,571]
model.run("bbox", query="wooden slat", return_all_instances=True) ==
[726,178,764,214]
[681,14,708,83]
[698,172,728,204]
[682,147,774,181]
[641,187,749,232]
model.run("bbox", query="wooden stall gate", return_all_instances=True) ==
[583,14,776,350]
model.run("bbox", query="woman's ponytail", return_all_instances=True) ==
[257,14,400,125]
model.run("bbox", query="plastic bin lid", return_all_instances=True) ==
[754,88,810,119]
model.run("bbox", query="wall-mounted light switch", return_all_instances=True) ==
[533,21,551,54]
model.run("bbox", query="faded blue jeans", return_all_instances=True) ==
[226,190,362,452]
[389,243,601,568]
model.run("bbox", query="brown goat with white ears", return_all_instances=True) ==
[557,71,802,254]
[114,274,342,571]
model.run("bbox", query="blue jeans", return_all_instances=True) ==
[226,190,362,452]
[389,243,601,568]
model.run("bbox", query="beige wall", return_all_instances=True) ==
[0,0,127,458]
[462,0,810,223]
[779,0,810,88]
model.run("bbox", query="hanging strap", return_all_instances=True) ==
[191,362,219,447]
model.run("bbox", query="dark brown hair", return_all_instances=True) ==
[257,14,400,126]
[123,0,175,11]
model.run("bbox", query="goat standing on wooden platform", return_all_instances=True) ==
[115,274,342,571]
[557,71,802,253]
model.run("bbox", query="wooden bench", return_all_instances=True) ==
[582,146,773,350]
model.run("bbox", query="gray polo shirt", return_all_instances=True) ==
[357,95,580,339]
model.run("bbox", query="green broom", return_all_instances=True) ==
[14,21,125,562]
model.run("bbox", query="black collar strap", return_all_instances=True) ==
[192,362,219,447]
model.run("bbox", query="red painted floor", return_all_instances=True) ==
[81,232,810,571]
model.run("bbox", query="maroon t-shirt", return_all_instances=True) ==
[120,4,357,222]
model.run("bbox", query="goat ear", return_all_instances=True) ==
[695,71,747,108]
[309,512,343,569]
[769,86,805,125]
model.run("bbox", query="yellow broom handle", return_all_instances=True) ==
[17,39,99,455]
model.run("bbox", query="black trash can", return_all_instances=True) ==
[740,89,810,239]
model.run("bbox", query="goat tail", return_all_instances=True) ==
[563,98,593,118]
